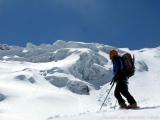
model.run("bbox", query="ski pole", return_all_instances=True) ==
[99,81,115,111]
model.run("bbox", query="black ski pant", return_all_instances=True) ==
[114,81,137,105]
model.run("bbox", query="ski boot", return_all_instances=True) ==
[119,103,128,109]
[127,103,140,109]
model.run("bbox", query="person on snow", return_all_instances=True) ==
[109,49,138,109]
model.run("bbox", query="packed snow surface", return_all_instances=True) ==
[0,41,159,120]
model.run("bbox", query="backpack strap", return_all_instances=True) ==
[120,57,125,71]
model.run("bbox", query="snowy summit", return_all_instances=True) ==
[0,40,160,120]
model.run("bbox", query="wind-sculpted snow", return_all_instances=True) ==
[136,61,149,72]
[15,75,36,84]
[0,44,10,50]
[66,80,90,95]
[0,41,160,120]
[45,75,69,88]
[0,47,25,61]
[41,67,65,75]
[0,40,154,93]
[53,40,100,52]
[0,93,6,101]
[0,40,117,63]
[69,51,113,88]
[0,41,123,94]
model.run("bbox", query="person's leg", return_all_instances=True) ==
[120,82,137,105]
[114,83,127,108]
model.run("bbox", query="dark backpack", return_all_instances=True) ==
[121,53,135,77]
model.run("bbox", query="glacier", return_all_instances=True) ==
[0,41,160,120]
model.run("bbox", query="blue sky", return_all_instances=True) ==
[0,0,159,49]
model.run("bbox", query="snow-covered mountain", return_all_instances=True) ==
[0,40,159,120]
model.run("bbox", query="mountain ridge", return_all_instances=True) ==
[0,40,159,120]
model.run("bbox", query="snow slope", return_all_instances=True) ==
[0,41,159,120]
[55,47,160,120]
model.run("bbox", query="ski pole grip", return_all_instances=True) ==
[110,78,115,85]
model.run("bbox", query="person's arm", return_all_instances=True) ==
[113,57,122,81]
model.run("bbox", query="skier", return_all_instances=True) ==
[109,49,139,109]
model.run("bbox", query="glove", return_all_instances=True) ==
[113,74,121,82]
